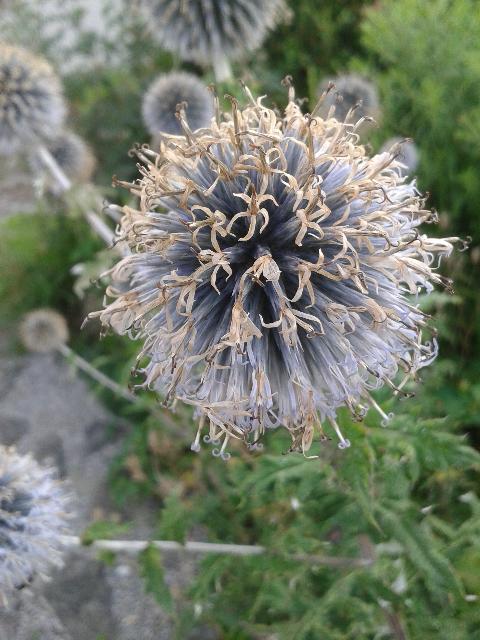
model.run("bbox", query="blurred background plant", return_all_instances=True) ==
[0,0,479,638]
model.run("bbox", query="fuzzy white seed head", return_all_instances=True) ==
[90,82,461,457]
[0,446,70,601]
[19,309,69,353]
[0,44,66,156]
[142,72,214,138]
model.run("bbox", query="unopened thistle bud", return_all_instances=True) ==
[90,82,461,458]
[19,309,69,353]
[140,0,289,80]
[0,446,69,600]
[0,44,66,155]
[142,72,214,137]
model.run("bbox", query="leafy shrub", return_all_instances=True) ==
[0,208,101,327]
[361,0,480,367]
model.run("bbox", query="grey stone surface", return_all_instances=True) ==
[0,590,73,640]
[106,559,173,640]
[0,413,30,445]
[0,337,208,639]
[44,550,117,640]
[0,352,121,522]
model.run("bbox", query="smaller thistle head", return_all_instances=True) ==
[318,73,380,125]
[0,445,70,600]
[380,137,419,178]
[42,131,96,183]
[19,309,69,353]
[0,44,66,156]
[140,0,290,80]
[142,72,214,138]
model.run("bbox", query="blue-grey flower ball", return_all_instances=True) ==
[140,0,289,79]
[0,446,69,600]
[19,309,69,353]
[0,44,66,156]
[142,72,214,137]
[91,84,460,458]
[30,130,96,184]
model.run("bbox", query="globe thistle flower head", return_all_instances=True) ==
[318,73,380,125]
[380,137,419,178]
[44,131,96,183]
[0,44,66,156]
[90,80,461,458]
[0,446,69,600]
[142,72,214,137]
[140,0,290,80]
[19,309,69,353]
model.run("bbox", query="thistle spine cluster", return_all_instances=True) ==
[90,82,461,458]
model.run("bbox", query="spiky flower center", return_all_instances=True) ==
[0,49,51,117]
[94,85,460,458]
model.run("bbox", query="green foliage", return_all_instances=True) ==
[81,519,131,546]
[117,413,479,639]
[360,0,480,367]
[156,488,191,544]
[259,0,375,103]
[139,545,173,612]
[0,209,101,327]
[361,0,480,227]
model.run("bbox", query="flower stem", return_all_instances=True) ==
[36,144,72,192]
[57,343,137,404]
[84,210,116,247]
[36,145,117,248]
[212,55,232,83]
[61,534,373,567]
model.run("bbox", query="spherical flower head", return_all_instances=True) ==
[90,82,461,458]
[44,130,96,183]
[19,309,69,353]
[318,73,380,125]
[142,72,214,137]
[380,137,419,178]
[0,446,69,600]
[0,44,66,156]
[140,0,290,79]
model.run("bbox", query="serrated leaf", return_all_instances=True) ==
[139,544,173,612]
[157,489,190,543]
[378,506,464,600]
